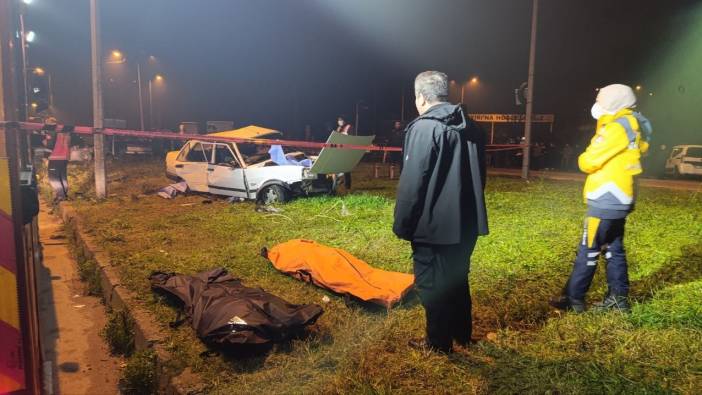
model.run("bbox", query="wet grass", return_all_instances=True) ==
[59,157,702,394]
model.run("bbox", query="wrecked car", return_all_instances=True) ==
[165,125,374,204]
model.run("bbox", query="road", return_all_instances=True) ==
[488,168,702,192]
[37,202,121,394]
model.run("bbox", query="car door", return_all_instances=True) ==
[666,148,682,171]
[207,143,248,198]
[175,141,212,192]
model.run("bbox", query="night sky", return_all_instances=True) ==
[24,0,699,144]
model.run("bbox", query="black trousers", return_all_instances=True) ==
[411,235,477,351]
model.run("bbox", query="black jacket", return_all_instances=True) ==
[393,102,488,244]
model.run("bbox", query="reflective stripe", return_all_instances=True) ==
[587,261,597,266]
[605,251,613,259]
[587,252,600,258]
[585,181,634,205]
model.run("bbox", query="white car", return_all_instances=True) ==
[665,145,702,178]
[166,125,374,204]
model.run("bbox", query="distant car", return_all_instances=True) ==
[665,145,702,178]
[165,125,374,204]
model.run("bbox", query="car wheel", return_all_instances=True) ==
[258,184,288,205]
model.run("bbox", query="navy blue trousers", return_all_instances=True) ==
[565,217,629,300]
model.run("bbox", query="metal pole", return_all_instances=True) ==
[521,0,538,179]
[491,122,495,144]
[148,79,153,130]
[461,84,465,104]
[90,0,106,198]
[137,62,144,131]
[354,101,359,135]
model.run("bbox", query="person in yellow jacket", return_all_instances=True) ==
[551,84,652,313]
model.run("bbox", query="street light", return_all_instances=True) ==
[635,85,642,91]
[33,67,44,76]
[108,49,125,64]
[25,30,36,42]
[461,76,479,104]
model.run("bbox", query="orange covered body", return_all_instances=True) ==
[266,239,414,308]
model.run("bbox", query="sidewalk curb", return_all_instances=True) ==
[56,201,206,394]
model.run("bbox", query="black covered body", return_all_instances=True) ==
[150,267,323,345]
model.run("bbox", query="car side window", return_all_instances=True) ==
[181,142,210,162]
[686,147,702,158]
[214,144,239,167]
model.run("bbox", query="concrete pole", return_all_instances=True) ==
[90,0,106,198]
[521,0,538,179]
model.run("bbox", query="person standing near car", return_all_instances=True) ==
[550,84,652,314]
[393,71,488,353]
[332,115,353,189]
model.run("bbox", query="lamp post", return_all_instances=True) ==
[148,74,163,130]
[461,76,479,104]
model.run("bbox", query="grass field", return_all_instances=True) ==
[52,157,702,394]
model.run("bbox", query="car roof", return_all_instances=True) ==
[207,125,282,140]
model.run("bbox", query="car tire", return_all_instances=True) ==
[258,184,289,205]
[673,166,683,179]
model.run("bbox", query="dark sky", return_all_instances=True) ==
[24,0,697,143]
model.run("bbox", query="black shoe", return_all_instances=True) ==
[549,295,586,313]
[453,336,476,348]
[591,294,631,313]
[408,338,451,354]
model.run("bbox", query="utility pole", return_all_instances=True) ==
[522,0,538,179]
[136,61,144,131]
[90,0,106,198]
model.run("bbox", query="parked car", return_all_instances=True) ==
[665,145,702,178]
[165,125,374,204]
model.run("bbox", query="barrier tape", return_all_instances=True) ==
[1,121,526,153]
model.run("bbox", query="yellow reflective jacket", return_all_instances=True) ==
[579,108,650,212]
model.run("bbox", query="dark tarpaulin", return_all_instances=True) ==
[150,267,323,345]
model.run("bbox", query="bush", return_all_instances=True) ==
[120,349,157,395]
[103,309,135,356]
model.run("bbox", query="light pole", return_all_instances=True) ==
[461,76,479,104]
[106,50,151,131]
[136,62,144,131]
[522,0,539,179]
[148,74,163,130]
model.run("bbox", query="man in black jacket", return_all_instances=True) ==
[394,71,488,353]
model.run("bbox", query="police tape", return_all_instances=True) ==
[2,121,526,153]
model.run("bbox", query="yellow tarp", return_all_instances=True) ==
[207,125,281,140]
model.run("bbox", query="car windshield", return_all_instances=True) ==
[238,142,271,165]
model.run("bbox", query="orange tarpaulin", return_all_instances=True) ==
[264,239,414,308]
